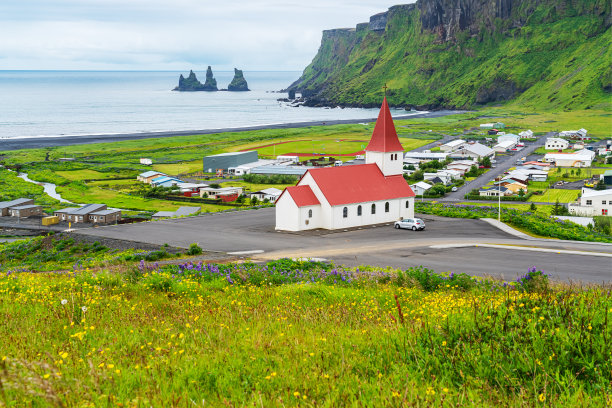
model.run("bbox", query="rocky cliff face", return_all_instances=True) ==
[203,66,218,91]
[289,0,611,110]
[227,68,250,91]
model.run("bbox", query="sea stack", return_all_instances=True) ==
[227,68,250,91]
[173,70,206,91]
[202,66,218,91]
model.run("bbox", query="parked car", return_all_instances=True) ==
[451,186,458,192]
[394,218,426,231]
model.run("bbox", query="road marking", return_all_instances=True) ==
[429,243,612,258]
[227,250,264,255]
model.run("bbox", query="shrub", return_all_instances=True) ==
[187,243,203,255]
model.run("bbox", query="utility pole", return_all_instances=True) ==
[497,176,501,222]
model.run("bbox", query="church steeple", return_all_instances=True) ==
[365,97,404,153]
[365,97,404,176]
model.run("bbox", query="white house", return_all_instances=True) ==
[545,138,570,150]
[479,186,512,197]
[440,139,466,152]
[519,130,534,138]
[228,159,276,176]
[559,128,588,139]
[410,181,432,196]
[498,134,520,145]
[249,188,282,203]
[568,188,612,216]
[451,142,495,160]
[275,98,415,231]
[544,149,595,167]
[493,139,517,152]
[403,152,449,161]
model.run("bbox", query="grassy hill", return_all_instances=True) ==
[290,0,611,110]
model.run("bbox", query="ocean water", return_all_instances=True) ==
[0,71,415,140]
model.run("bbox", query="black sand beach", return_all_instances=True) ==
[0,111,464,151]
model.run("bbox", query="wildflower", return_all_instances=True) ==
[81,306,87,312]
[442,341,447,346]
[538,393,545,402]
[293,392,300,397]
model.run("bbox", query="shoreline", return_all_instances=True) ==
[0,110,464,151]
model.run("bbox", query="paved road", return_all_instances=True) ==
[442,132,551,201]
[74,208,612,283]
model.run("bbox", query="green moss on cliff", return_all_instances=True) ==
[291,0,611,110]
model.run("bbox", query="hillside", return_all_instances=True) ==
[288,0,611,110]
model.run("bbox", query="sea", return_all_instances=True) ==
[0,71,419,140]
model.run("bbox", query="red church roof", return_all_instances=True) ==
[282,185,320,207]
[365,97,404,153]
[305,163,414,206]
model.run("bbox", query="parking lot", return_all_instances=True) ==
[74,208,612,283]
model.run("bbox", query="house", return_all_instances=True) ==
[177,183,209,197]
[150,176,183,188]
[249,188,283,203]
[139,158,153,166]
[424,172,452,185]
[544,149,595,167]
[519,130,534,138]
[559,128,588,140]
[152,206,200,219]
[440,139,466,152]
[137,171,167,184]
[498,134,521,145]
[545,138,570,150]
[513,168,548,182]
[493,139,517,152]
[502,173,530,185]
[200,186,243,202]
[88,209,121,224]
[573,143,585,150]
[202,151,258,173]
[276,155,300,164]
[498,181,528,194]
[54,204,109,223]
[479,186,511,197]
[0,198,34,216]
[568,188,612,216]
[410,181,432,196]
[451,142,495,160]
[9,205,43,218]
[249,165,308,177]
[488,129,500,135]
[403,152,449,161]
[602,170,612,186]
[228,160,276,176]
[275,98,415,231]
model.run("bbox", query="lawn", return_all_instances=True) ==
[528,189,580,203]
[153,159,204,176]
[456,201,555,216]
[55,169,123,181]
[0,258,609,407]
[221,181,293,193]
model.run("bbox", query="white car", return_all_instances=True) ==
[394,218,426,231]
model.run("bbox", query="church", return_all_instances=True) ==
[275,98,415,231]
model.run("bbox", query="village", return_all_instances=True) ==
[1,112,612,231]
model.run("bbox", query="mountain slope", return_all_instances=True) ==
[289,0,611,110]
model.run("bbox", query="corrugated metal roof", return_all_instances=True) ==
[0,198,33,209]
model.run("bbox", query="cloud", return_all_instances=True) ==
[0,1,412,70]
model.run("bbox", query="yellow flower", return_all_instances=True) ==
[293,392,300,397]
[538,393,545,402]
[107,364,114,369]
[43,374,50,379]
[442,341,447,346]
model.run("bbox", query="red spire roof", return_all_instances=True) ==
[365,97,404,153]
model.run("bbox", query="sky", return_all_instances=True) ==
[0,1,407,71]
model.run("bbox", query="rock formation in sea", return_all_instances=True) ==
[173,67,218,91]
[227,68,250,91]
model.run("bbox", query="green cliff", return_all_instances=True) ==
[289,0,611,110]
[228,68,250,91]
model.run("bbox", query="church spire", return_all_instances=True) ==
[365,97,403,153]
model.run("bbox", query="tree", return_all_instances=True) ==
[595,179,606,190]
[551,200,569,215]
[529,202,537,211]
[480,156,491,168]
[250,196,259,206]
[518,188,525,199]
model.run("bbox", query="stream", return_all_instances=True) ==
[17,172,73,203]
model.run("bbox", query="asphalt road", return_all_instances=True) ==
[74,208,612,283]
[442,132,551,201]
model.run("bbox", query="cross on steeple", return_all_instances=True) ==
[382,83,388,97]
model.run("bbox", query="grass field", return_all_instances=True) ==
[528,189,581,203]
[55,169,123,181]
[456,201,555,216]
[152,160,204,176]
[0,258,609,407]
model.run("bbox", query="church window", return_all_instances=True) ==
[405,201,410,208]
[343,207,348,218]
[308,209,312,218]
[371,204,376,214]
[385,202,390,212]
[357,205,362,216]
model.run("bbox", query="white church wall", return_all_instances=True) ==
[330,198,413,229]
[275,194,300,231]
[365,151,404,177]
[298,173,333,229]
